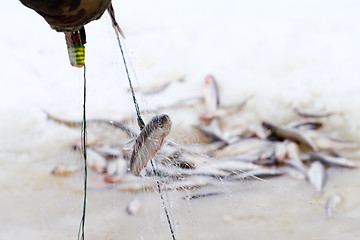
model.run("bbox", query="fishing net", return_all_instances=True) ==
[3,1,360,240]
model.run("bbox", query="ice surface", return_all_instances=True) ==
[1,0,360,239]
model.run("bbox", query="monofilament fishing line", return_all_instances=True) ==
[78,64,88,240]
[112,23,177,240]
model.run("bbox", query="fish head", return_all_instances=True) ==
[203,75,220,112]
[150,114,172,137]
[159,114,172,136]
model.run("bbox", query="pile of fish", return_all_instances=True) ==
[49,75,358,216]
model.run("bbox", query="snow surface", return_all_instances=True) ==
[1,0,360,239]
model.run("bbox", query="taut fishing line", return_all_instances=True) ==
[78,64,88,240]
[112,21,177,240]
[113,28,145,131]
[150,160,177,240]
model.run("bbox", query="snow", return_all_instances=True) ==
[1,0,360,239]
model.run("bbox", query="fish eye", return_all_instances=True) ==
[158,122,163,128]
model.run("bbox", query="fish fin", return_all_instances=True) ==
[123,138,136,151]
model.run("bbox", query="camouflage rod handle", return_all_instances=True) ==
[19,0,119,68]
[19,0,112,32]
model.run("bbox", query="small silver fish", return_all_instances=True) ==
[262,121,317,151]
[131,77,184,95]
[192,125,225,144]
[164,176,212,190]
[152,161,230,179]
[307,161,326,193]
[275,142,287,163]
[86,148,108,174]
[286,120,323,130]
[229,168,284,180]
[310,152,357,168]
[130,114,172,176]
[44,111,136,137]
[183,191,225,200]
[149,163,193,178]
[244,123,268,139]
[258,145,275,162]
[294,107,332,118]
[326,193,343,218]
[126,196,142,216]
[51,165,81,177]
[285,142,308,175]
[107,175,158,192]
[106,158,128,176]
[203,75,220,113]
[93,145,124,159]
[208,159,261,173]
[213,138,272,159]
[302,130,358,151]
[161,152,210,169]
[104,173,136,184]
[181,141,228,156]
[280,167,307,181]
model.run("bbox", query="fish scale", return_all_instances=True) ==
[130,114,172,176]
